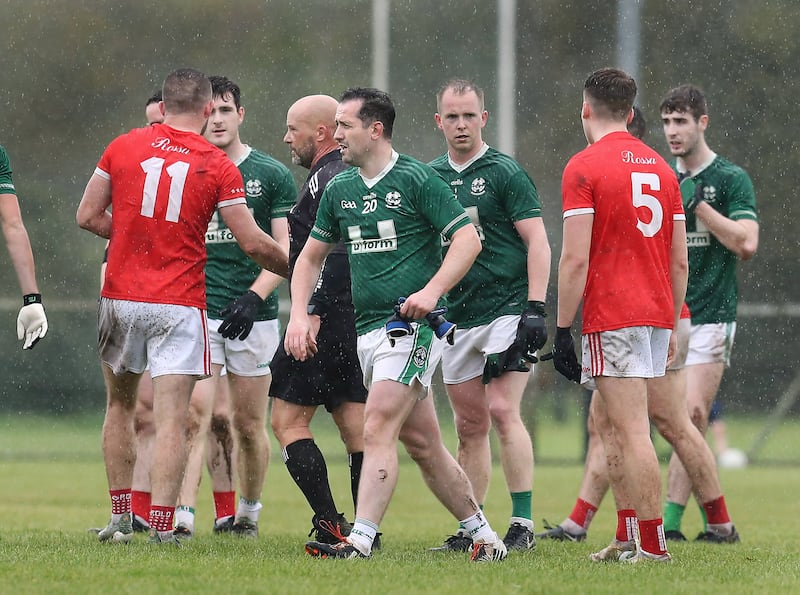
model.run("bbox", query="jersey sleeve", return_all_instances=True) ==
[270,167,298,219]
[502,168,541,222]
[0,145,16,196]
[561,153,595,218]
[309,184,340,244]
[216,158,247,208]
[726,168,758,222]
[419,173,471,241]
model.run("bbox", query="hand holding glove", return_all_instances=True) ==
[218,290,263,340]
[17,293,48,350]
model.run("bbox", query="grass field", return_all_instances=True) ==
[1,410,798,594]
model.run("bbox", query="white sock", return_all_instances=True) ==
[510,516,534,531]
[460,511,496,543]
[236,497,262,522]
[561,518,586,535]
[349,518,379,555]
[174,506,195,531]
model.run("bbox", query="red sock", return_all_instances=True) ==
[131,490,151,520]
[109,489,131,515]
[638,518,667,556]
[615,509,638,542]
[149,505,174,532]
[213,491,236,520]
[568,498,598,529]
[702,496,731,525]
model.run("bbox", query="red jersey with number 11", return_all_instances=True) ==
[561,131,684,334]
[97,123,246,309]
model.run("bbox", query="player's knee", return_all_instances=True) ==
[455,412,491,439]
[487,399,520,432]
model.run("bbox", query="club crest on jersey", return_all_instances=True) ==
[385,191,401,209]
[470,177,486,196]
[246,179,263,197]
[412,345,428,367]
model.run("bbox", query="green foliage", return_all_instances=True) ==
[0,414,798,594]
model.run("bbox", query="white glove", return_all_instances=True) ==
[17,294,48,350]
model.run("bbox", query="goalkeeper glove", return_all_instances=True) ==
[551,326,581,383]
[17,293,48,350]
[515,300,548,362]
[218,290,263,340]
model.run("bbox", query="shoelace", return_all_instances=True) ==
[317,518,349,543]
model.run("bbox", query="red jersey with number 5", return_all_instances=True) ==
[97,123,246,309]
[561,131,684,333]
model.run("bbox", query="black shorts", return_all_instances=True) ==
[270,311,367,412]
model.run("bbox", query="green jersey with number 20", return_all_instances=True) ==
[430,145,542,328]
[311,151,471,334]
[205,146,296,320]
[679,154,757,324]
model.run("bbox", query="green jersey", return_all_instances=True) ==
[0,144,17,196]
[311,151,471,334]
[205,146,296,320]
[679,154,757,324]
[430,145,542,328]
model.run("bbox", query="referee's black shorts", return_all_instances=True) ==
[270,310,367,412]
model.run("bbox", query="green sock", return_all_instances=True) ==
[510,491,532,520]
[663,501,686,533]
[698,502,708,532]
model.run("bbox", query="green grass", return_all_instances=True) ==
[0,412,798,594]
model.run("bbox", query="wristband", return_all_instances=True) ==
[23,293,43,306]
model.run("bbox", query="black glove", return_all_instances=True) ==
[516,301,548,362]
[551,326,581,383]
[680,175,706,213]
[218,290,263,340]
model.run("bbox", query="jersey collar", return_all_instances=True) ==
[360,150,399,189]
[447,142,489,173]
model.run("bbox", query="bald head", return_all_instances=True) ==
[284,95,339,169]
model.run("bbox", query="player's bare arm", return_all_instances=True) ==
[514,217,551,302]
[220,203,289,278]
[247,217,290,299]
[400,223,481,320]
[693,205,759,260]
[285,236,335,361]
[1,194,39,295]
[556,213,593,327]
[76,174,113,239]
[667,220,689,366]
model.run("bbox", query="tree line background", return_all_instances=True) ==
[1,0,797,415]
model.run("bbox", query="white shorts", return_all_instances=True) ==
[207,318,279,377]
[581,326,671,390]
[441,315,521,383]
[685,322,736,367]
[357,323,443,393]
[667,318,691,371]
[98,297,210,379]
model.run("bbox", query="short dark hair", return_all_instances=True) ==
[162,68,211,114]
[146,90,162,107]
[659,84,707,121]
[209,75,242,110]
[436,79,485,111]
[583,67,637,121]
[340,87,395,139]
[628,105,647,140]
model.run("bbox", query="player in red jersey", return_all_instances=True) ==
[553,68,687,563]
[77,67,288,545]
